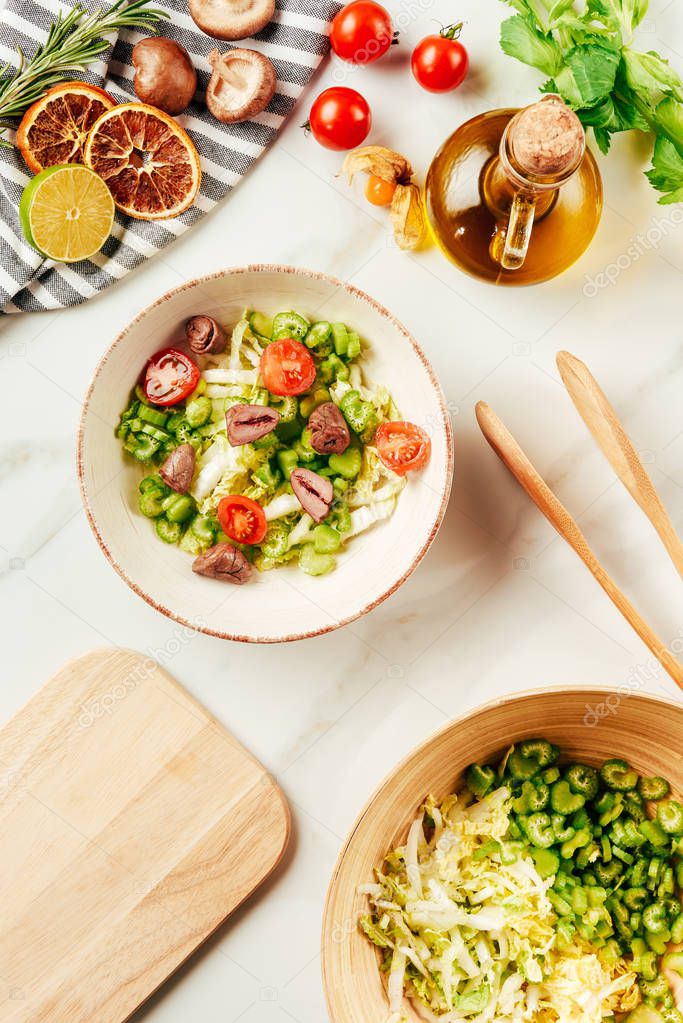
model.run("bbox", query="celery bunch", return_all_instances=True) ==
[500,0,683,203]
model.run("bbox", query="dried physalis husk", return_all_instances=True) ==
[389,183,426,251]
[342,146,413,186]
[341,146,426,251]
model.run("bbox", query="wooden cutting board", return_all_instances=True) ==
[0,649,290,1022]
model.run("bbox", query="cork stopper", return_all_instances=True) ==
[509,95,585,179]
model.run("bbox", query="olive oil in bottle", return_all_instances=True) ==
[425,96,603,286]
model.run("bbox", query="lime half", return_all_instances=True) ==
[20,164,115,263]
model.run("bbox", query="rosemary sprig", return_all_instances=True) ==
[0,0,169,145]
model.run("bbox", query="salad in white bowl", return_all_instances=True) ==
[78,265,452,642]
[116,306,432,586]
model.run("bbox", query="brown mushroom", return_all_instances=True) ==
[159,443,196,493]
[192,543,252,583]
[185,314,226,355]
[308,402,350,455]
[132,38,198,115]
[205,48,276,124]
[226,403,280,446]
[189,0,274,40]
[290,468,334,523]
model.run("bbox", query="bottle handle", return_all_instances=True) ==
[501,192,536,270]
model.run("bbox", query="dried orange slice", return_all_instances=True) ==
[16,81,115,174]
[84,103,201,220]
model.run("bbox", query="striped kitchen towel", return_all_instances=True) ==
[0,0,339,312]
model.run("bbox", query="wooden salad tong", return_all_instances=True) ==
[556,351,683,580]
[475,353,683,691]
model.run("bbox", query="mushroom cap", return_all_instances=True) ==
[205,48,277,124]
[132,38,197,116]
[189,0,274,41]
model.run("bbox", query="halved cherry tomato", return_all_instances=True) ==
[330,0,394,64]
[217,495,267,545]
[365,174,397,206]
[375,421,431,476]
[260,338,316,396]
[143,347,200,406]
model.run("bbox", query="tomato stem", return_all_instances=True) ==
[301,119,311,135]
[440,21,463,40]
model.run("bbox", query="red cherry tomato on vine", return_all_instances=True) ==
[217,496,267,545]
[307,87,371,151]
[260,338,316,396]
[330,0,394,64]
[143,348,200,406]
[411,24,469,93]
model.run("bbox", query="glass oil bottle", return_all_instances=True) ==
[425,95,603,285]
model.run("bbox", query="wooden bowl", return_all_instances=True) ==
[78,265,453,643]
[322,688,683,1022]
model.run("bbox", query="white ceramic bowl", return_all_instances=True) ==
[78,266,454,643]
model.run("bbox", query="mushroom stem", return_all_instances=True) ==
[205,46,276,124]
[208,49,246,90]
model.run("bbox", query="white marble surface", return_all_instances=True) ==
[2,0,683,1019]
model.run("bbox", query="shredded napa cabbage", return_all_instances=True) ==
[189,313,277,513]
[360,785,639,1022]
[229,315,263,368]
[263,492,301,521]
[329,378,353,404]
[287,513,314,547]
[187,309,412,559]
[191,434,272,513]
[343,447,406,537]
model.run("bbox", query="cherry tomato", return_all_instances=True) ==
[307,87,371,151]
[143,347,200,406]
[365,174,397,206]
[260,338,316,396]
[411,24,469,93]
[217,495,267,545]
[375,421,431,476]
[330,0,394,64]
